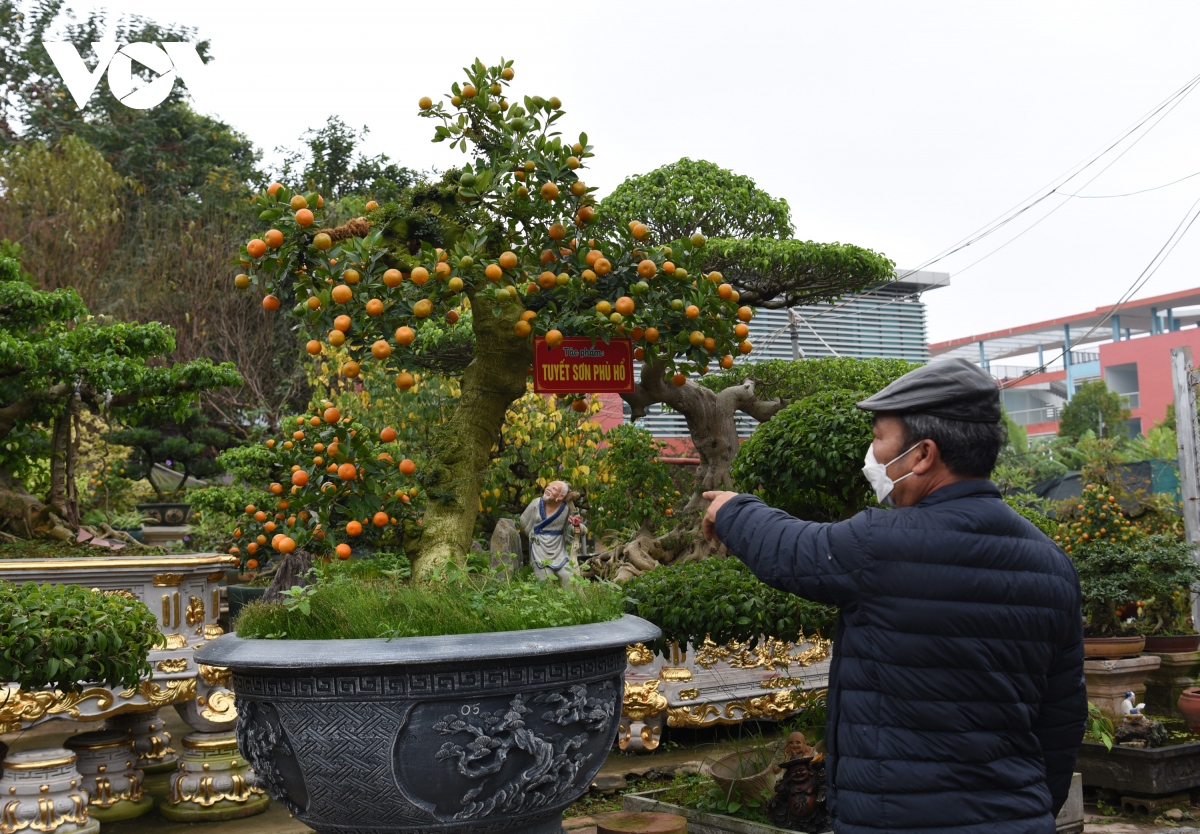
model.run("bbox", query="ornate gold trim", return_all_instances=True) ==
[668,690,799,727]
[168,773,263,806]
[0,688,115,734]
[197,665,231,687]
[118,678,196,707]
[156,658,189,674]
[200,691,237,723]
[206,572,225,582]
[626,643,654,666]
[160,633,188,650]
[623,680,668,721]
[659,666,693,682]
[181,735,238,752]
[185,596,205,628]
[693,632,832,671]
[679,688,700,700]
[203,624,224,639]
[2,753,78,771]
[152,574,186,587]
[0,554,237,571]
[96,588,137,601]
[87,774,144,808]
[0,794,89,831]
[161,595,170,623]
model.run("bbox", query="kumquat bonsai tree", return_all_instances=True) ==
[234,59,890,576]
[228,400,421,596]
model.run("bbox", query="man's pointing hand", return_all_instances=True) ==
[702,490,739,542]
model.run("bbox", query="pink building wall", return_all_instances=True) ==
[1098,328,1200,431]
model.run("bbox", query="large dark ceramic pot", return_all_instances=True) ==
[195,615,659,834]
[136,502,192,526]
[226,584,268,623]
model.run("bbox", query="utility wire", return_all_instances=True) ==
[796,73,1200,347]
[948,77,1200,278]
[897,71,1200,280]
[998,189,1200,389]
[1060,169,1200,198]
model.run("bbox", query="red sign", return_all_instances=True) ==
[533,337,635,394]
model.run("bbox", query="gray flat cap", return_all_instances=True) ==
[856,358,1001,423]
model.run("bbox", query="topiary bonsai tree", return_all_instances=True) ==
[108,406,238,505]
[0,254,242,541]
[234,60,895,577]
[722,358,915,523]
[622,557,837,659]
[0,582,160,698]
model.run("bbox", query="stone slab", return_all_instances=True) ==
[1085,655,1162,719]
[597,812,688,833]
[139,525,191,545]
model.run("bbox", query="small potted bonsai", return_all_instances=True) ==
[0,581,161,748]
[197,404,657,834]
[109,406,237,526]
[1067,485,1198,658]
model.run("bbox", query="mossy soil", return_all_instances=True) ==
[0,538,173,560]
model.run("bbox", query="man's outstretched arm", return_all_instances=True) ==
[705,491,868,608]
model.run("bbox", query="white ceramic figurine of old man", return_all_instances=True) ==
[520,480,585,587]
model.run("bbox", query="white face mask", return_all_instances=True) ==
[862,442,922,508]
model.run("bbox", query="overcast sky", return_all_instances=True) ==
[52,0,1200,351]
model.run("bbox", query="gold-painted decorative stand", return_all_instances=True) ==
[158,733,267,822]
[101,711,177,799]
[620,633,832,752]
[63,730,153,822]
[0,554,239,741]
[0,748,98,834]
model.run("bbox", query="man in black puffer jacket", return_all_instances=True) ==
[703,358,1086,834]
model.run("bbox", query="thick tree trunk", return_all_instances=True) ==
[591,362,788,575]
[411,294,531,577]
[621,361,786,507]
[0,466,76,541]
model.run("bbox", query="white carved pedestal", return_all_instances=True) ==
[0,748,98,834]
[100,711,177,798]
[63,730,152,822]
[0,554,240,813]
[159,732,267,822]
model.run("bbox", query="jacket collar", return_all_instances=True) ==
[915,479,1001,508]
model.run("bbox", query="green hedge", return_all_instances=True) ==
[0,582,160,692]
[623,558,837,657]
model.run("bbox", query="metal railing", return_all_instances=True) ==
[1120,392,1140,409]
[1007,406,1063,426]
[1069,351,1100,365]
[990,364,1050,381]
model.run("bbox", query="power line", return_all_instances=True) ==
[998,188,1200,389]
[1059,169,1200,198]
[947,77,1200,278]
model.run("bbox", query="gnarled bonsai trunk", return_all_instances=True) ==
[412,294,531,577]
[622,360,786,507]
[591,361,787,574]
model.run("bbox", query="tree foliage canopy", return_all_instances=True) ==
[728,358,914,522]
[598,158,794,242]
[702,356,917,401]
[0,254,241,509]
[1058,380,1130,441]
[1,2,259,198]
